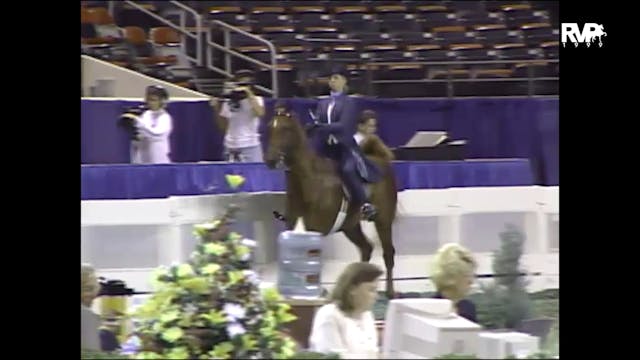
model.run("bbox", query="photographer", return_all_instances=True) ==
[120,85,173,164]
[210,69,265,163]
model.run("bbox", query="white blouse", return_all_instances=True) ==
[131,109,172,164]
[309,303,379,358]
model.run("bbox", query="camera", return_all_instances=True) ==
[221,81,252,101]
[220,81,253,111]
[119,104,148,140]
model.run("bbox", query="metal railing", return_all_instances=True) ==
[323,58,558,98]
[206,20,279,97]
[116,1,279,96]
[121,1,203,66]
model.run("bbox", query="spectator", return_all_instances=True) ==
[81,263,102,351]
[309,262,382,358]
[210,69,265,162]
[125,85,173,164]
[430,243,478,322]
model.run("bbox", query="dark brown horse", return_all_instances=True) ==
[264,110,398,298]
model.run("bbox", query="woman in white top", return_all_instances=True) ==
[309,262,382,358]
[129,85,173,164]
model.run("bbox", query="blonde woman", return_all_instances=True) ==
[430,243,478,322]
[309,262,382,358]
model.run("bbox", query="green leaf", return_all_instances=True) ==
[133,352,163,359]
[209,341,234,359]
[204,242,227,256]
[161,327,184,343]
[201,309,227,325]
[164,346,190,360]
[241,334,258,351]
[277,305,297,323]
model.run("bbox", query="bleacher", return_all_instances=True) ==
[81,1,559,98]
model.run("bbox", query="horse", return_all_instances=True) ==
[264,109,398,298]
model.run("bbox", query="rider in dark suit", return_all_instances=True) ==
[308,65,381,221]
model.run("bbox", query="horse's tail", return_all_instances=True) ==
[361,135,395,163]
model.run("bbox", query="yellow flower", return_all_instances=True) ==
[160,309,180,324]
[262,286,282,303]
[280,337,298,359]
[193,221,221,238]
[235,245,250,258]
[179,276,210,294]
[225,174,246,189]
[176,264,195,278]
[201,263,221,275]
[228,270,244,285]
[161,327,184,343]
[204,242,227,256]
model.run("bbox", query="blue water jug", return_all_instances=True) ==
[277,229,324,298]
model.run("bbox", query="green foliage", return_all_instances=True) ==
[132,204,298,359]
[292,351,341,359]
[81,349,129,359]
[477,224,533,329]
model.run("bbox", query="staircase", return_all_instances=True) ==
[116,1,279,97]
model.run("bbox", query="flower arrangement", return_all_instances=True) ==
[129,174,299,359]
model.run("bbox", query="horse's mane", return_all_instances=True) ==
[360,135,395,163]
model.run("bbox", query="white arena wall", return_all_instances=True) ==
[81,186,559,295]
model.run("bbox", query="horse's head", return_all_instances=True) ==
[264,106,306,169]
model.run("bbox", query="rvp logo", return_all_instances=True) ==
[561,23,607,48]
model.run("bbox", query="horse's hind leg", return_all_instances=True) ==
[343,225,373,262]
[375,220,396,299]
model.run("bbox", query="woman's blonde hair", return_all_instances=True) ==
[430,243,477,292]
[81,263,99,303]
[330,262,383,313]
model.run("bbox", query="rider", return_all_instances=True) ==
[307,65,381,221]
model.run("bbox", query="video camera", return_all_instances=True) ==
[219,69,256,111]
[119,104,147,140]
[220,81,253,102]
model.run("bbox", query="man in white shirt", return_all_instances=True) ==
[210,69,265,162]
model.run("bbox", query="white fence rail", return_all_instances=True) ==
[81,186,559,293]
